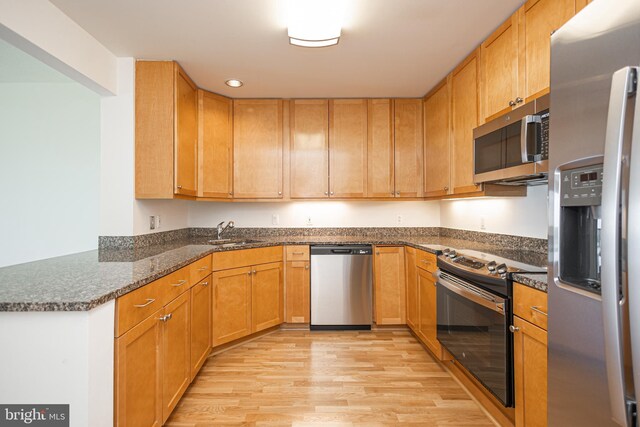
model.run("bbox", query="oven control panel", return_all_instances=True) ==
[560,164,603,207]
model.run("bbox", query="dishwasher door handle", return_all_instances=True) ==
[331,249,351,254]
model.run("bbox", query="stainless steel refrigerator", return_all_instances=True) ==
[549,0,640,425]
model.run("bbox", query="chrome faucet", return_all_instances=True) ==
[216,220,235,240]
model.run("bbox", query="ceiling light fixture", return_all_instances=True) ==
[225,79,243,88]
[287,0,343,48]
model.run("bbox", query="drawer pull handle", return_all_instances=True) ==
[171,280,187,287]
[530,306,548,316]
[159,313,172,322]
[292,252,305,255]
[509,325,520,333]
[201,281,209,287]
[134,298,155,308]
[197,266,209,271]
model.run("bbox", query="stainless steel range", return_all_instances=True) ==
[434,247,545,407]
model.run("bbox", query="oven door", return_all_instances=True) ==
[436,271,513,407]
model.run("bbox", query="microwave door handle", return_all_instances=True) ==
[601,66,637,427]
[436,272,504,314]
[628,68,640,422]
[520,115,542,163]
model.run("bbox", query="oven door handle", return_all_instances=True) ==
[520,114,542,163]
[437,273,505,314]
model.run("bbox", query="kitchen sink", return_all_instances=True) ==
[207,239,260,248]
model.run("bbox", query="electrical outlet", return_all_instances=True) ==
[272,214,279,225]
[156,216,161,229]
[149,216,157,230]
[306,216,313,226]
[397,215,403,225]
[480,216,486,230]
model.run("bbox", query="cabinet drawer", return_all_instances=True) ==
[190,255,212,285]
[513,283,548,331]
[116,279,165,337]
[212,246,283,271]
[286,245,309,261]
[162,266,191,304]
[416,250,437,273]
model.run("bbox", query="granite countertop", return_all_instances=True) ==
[511,273,548,292]
[0,235,548,312]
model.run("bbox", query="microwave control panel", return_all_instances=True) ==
[540,111,549,160]
[560,164,603,207]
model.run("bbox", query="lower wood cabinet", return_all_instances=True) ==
[211,266,253,346]
[373,246,406,325]
[252,262,284,332]
[417,266,441,356]
[190,275,211,380]
[405,247,418,330]
[115,308,163,427]
[285,260,310,323]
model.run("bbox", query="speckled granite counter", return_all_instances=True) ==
[0,233,547,312]
[511,273,548,292]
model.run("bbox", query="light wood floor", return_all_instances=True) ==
[166,330,497,426]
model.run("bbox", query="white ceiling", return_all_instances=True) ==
[50,0,524,98]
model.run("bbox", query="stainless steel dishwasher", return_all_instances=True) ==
[310,245,373,330]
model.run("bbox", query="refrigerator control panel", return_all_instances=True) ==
[560,164,603,206]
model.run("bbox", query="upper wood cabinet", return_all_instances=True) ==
[367,99,394,198]
[233,99,283,199]
[290,100,329,198]
[451,49,483,195]
[373,246,406,325]
[424,78,451,198]
[135,61,198,198]
[329,99,368,198]
[480,15,520,122]
[198,90,233,198]
[394,99,424,197]
[519,0,580,102]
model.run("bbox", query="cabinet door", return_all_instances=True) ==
[405,247,418,331]
[373,246,406,325]
[211,267,252,346]
[451,50,482,195]
[290,100,329,198]
[285,261,310,323]
[480,14,520,122]
[190,276,211,380]
[162,291,191,423]
[233,100,283,198]
[367,99,394,198]
[174,64,198,196]
[329,99,368,198]
[394,99,424,198]
[513,316,548,427]
[115,309,163,427]
[424,79,451,197]
[519,0,577,102]
[198,90,233,198]
[417,268,440,356]
[252,262,284,332]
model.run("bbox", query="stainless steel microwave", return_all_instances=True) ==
[473,94,549,185]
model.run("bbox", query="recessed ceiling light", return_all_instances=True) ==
[225,79,243,88]
[288,0,342,48]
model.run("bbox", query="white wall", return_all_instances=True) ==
[188,200,441,228]
[439,185,548,238]
[0,46,101,267]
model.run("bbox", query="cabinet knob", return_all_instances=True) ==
[159,313,172,322]
[278,191,282,196]
[515,97,524,104]
[305,264,309,270]
[229,192,233,196]
[201,281,209,287]
[396,191,400,196]
[330,191,334,196]
[508,100,516,107]
[252,270,257,275]
[177,185,183,189]
[444,186,449,191]
[509,325,520,333]
[247,271,252,275]
[325,192,328,196]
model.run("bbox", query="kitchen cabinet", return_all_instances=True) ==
[451,49,483,195]
[513,315,547,427]
[198,90,233,198]
[190,275,211,379]
[424,78,451,198]
[285,246,310,323]
[405,246,418,331]
[115,308,163,427]
[161,291,191,423]
[290,100,329,198]
[233,99,283,199]
[329,99,368,198]
[394,99,423,197]
[518,0,578,102]
[135,60,198,198]
[251,262,284,332]
[211,266,253,346]
[373,246,406,325]
[480,14,520,122]
[417,266,440,357]
[367,99,395,197]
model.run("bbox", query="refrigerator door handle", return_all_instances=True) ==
[601,66,638,427]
